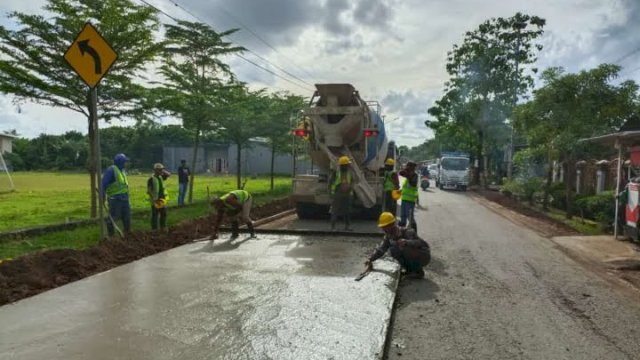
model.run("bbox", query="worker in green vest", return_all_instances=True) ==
[398,161,418,230]
[147,163,169,231]
[210,189,256,240]
[382,158,400,214]
[328,155,354,231]
[100,153,131,237]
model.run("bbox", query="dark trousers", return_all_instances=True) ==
[107,198,131,237]
[178,182,187,206]
[394,247,431,273]
[383,191,397,214]
[399,200,416,228]
[151,206,167,230]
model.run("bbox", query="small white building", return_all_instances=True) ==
[0,133,15,154]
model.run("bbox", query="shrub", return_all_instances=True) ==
[575,191,615,228]
[549,182,570,210]
[501,176,544,204]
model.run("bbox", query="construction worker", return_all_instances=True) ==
[364,212,431,279]
[328,155,354,231]
[382,158,400,214]
[101,153,131,237]
[177,159,190,206]
[210,190,256,240]
[148,163,168,230]
[398,161,418,230]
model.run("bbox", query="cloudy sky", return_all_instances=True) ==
[1,0,639,147]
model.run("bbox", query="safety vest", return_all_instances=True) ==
[221,190,250,209]
[106,165,128,197]
[149,175,166,201]
[401,177,418,202]
[332,171,352,193]
[383,170,397,191]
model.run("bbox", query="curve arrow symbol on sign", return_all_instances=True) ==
[77,39,102,74]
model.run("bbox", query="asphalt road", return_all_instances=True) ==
[387,184,640,360]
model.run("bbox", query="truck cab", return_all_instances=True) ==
[438,154,470,191]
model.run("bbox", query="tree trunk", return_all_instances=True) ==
[188,126,201,204]
[236,142,242,189]
[542,149,553,211]
[87,92,97,219]
[564,156,575,219]
[270,142,276,191]
[475,130,484,187]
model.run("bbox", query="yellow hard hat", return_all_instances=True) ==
[391,189,402,201]
[378,212,396,228]
[154,163,165,170]
[338,156,351,165]
[385,158,395,166]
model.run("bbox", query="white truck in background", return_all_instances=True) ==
[437,152,470,191]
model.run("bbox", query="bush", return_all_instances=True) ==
[575,191,615,227]
[500,176,544,204]
[549,182,570,210]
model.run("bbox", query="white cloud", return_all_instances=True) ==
[1,0,639,149]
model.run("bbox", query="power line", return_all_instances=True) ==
[166,0,316,88]
[613,46,640,65]
[136,0,314,93]
[235,54,313,92]
[207,2,319,81]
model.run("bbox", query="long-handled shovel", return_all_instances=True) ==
[96,189,124,238]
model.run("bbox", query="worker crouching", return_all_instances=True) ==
[210,190,256,240]
[365,212,431,279]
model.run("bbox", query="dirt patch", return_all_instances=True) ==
[0,197,292,305]
[472,190,580,238]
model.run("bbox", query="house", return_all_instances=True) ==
[162,140,311,175]
[0,133,15,154]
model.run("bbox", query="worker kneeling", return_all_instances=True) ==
[364,212,431,279]
[210,190,256,240]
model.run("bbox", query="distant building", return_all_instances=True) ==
[0,133,15,154]
[162,140,311,175]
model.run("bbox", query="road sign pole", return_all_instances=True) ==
[91,87,105,240]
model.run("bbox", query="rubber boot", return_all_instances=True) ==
[344,215,354,231]
[230,221,239,240]
[247,222,256,238]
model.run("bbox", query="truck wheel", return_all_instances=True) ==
[460,185,467,192]
[439,183,444,190]
[296,203,329,219]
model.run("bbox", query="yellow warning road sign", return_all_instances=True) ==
[64,23,118,88]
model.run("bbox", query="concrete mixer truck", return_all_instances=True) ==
[292,83,393,219]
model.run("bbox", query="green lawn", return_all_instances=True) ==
[0,172,291,260]
[0,172,291,232]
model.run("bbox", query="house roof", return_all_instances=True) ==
[578,130,640,145]
[0,133,17,139]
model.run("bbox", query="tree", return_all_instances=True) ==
[155,20,244,203]
[428,13,545,186]
[514,64,640,217]
[0,0,163,217]
[216,85,267,189]
[263,92,305,190]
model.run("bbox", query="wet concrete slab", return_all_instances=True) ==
[0,234,399,360]
[258,214,382,234]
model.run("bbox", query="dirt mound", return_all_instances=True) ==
[0,197,292,305]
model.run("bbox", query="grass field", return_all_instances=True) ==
[0,172,291,260]
[0,172,291,232]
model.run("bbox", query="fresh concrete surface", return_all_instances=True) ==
[0,235,399,360]
[387,184,640,360]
